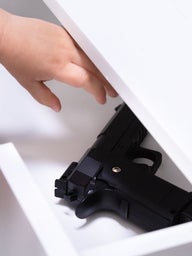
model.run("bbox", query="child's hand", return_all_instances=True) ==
[0,9,117,111]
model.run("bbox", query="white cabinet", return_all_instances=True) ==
[1,0,192,255]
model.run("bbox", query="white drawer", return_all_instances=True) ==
[1,123,192,256]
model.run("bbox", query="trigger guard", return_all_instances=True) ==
[75,189,129,219]
[129,147,162,174]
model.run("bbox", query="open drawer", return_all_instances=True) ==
[1,119,192,256]
[0,65,192,255]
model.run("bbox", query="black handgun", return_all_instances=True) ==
[55,103,192,231]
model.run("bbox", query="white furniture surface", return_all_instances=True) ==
[1,0,192,255]
[43,0,192,184]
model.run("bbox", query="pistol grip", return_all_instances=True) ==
[75,189,129,219]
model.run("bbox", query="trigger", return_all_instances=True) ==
[75,189,129,219]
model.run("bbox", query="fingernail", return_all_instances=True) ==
[97,96,106,104]
[52,105,61,112]
[109,91,118,97]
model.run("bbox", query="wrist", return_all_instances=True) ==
[0,9,11,63]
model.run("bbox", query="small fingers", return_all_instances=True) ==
[72,47,118,98]
[23,81,61,112]
[55,63,107,104]
[104,82,118,98]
